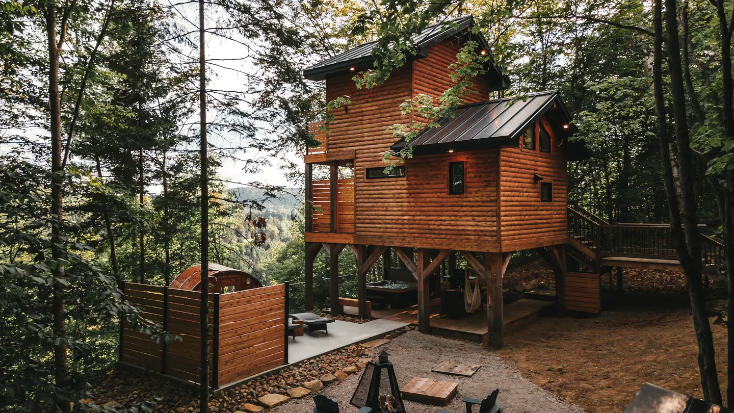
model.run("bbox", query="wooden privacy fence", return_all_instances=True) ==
[311,178,355,233]
[120,282,288,389]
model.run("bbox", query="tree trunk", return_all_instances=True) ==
[663,0,722,403]
[198,0,210,408]
[138,147,145,283]
[163,152,171,286]
[46,7,70,413]
[95,154,120,287]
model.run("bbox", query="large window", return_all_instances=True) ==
[540,182,553,202]
[366,166,405,179]
[539,123,551,153]
[522,124,535,150]
[449,162,465,195]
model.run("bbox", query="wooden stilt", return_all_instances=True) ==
[416,249,430,333]
[304,242,320,311]
[353,245,387,319]
[462,251,509,348]
[616,266,624,293]
[327,243,345,315]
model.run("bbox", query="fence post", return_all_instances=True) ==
[162,285,169,374]
[284,281,290,365]
[213,293,220,389]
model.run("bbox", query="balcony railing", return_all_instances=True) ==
[307,121,328,155]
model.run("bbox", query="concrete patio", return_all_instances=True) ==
[287,318,407,364]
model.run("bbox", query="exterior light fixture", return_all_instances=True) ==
[534,173,544,182]
[447,149,454,153]
[349,66,356,71]
[563,124,570,129]
[480,50,487,56]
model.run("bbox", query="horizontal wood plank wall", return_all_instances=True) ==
[311,178,354,234]
[120,283,214,385]
[412,37,489,106]
[121,283,164,371]
[357,150,500,251]
[165,288,214,384]
[324,37,495,251]
[565,272,601,313]
[499,118,568,251]
[217,284,286,387]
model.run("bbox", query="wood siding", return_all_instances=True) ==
[498,119,568,252]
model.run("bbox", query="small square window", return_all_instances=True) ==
[540,182,553,202]
[539,123,551,153]
[523,124,535,150]
[449,162,464,195]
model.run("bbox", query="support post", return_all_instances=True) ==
[484,252,507,348]
[616,266,624,293]
[329,162,337,233]
[284,281,289,365]
[416,249,430,333]
[305,163,313,232]
[304,243,320,311]
[356,245,367,319]
[382,247,390,278]
[328,244,344,316]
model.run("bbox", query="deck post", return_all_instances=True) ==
[304,242,320,311]
[305,163,312,232]
[329,162,337,233]
[328,243,345,315]
[484,252,506,348]
[546,245,566,315]
[616,266,624,293]
[355,245,367,318]
[416,249,430,333]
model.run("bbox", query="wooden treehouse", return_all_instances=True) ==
[302,15,726,347]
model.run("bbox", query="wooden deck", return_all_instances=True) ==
[600,256,682,271]
[351,298,553,342]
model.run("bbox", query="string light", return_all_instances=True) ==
[563,124,570,129]
[480,50,487,56]
[349,66,356,71]
[447,149,454,153]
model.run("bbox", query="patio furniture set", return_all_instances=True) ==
[288,312,336,340]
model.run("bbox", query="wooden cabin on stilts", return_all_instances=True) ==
[301,15,725,347]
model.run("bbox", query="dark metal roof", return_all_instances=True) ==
[304,15,495,81]
[391,91,573,153]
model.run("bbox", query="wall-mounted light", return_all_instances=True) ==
[447,149,454,153]
[349,66,356,72]
[534,173,544,182]
[480,50,487,56]
[563,124,570,129]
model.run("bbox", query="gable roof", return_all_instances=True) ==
[391,91,577,154]
[303,15,506,83]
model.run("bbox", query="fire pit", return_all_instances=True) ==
[350,350,406,413]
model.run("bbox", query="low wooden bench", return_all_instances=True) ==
[338,297,372,318]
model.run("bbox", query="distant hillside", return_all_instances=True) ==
[228,186,302,211]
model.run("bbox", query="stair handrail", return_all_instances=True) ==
[568,205,609,227]
[701,234,725,268]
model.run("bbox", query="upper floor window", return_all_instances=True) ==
[449,162,464,195]
[539,123,551,153]
[366,166,405,179]
[522,124,535,150]
[541,182,553,202]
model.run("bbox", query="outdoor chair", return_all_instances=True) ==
[461,388,501,413]
[313,394,340,413]
[289,312,335,335]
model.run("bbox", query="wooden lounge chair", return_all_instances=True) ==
[290,312,335,334]
[313,394,340,413]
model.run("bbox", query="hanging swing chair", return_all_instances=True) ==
[464,272,482,314]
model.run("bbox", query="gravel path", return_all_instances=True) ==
[272,331,583,413]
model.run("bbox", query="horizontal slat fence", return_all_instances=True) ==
[120,282,287,389]
[311,178,355,234]
[565,272,601,314]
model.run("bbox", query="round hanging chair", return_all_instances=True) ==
[170,263,261,293]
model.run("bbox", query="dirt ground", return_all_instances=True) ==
[273,331,582,413]
[498,290,729,412]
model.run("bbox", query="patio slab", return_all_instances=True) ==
[287,318,408,364]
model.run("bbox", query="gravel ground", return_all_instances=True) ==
[271,331,583,413]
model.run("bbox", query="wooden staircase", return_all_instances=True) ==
[564,206,726,313]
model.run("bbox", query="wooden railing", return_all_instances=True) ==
[307,121,328,155]
[567,207,725,268]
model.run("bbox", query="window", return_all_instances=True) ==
[541,182,553,202]
[522,124,535,150]
[449,162,464,195]
[366,166,405,179]
[539,123,551,153]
